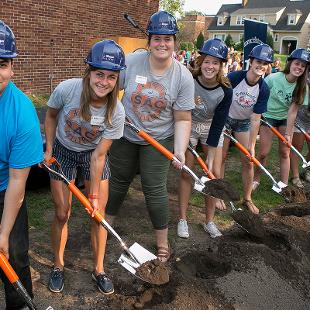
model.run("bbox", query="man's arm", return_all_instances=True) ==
[0,168,30,258]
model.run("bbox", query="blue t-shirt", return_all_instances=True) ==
[0,81,43,191]
[228,70,269,120]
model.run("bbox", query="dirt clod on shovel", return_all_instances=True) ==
[203,179,240,202]
[135,259,170,285]
[281,185,307,203]
[232,210,266,238]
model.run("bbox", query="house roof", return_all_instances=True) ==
[208,0,310,32]
[231,7,285,15]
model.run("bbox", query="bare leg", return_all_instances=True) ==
[254,125,274,184]
[235,131,259,214]
[50,179,73,269]
[278,126,291,184]
[221,136,231,178]
[85,180,109,274]
[291,133,304,179]
[178,149,195,220]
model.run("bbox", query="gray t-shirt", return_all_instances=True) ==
[47,78,125,151]
[120,51,195,144]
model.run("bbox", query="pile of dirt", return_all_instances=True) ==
[231,210,266,238]
[136,259,170,285]
[203,178,240,202]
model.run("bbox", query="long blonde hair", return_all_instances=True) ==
[80,66,120,126]
[283,60,309,106]
[191,54,231,88]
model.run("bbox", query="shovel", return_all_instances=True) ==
[261,118,310,170]
[125,120,239,201]
[0,253,54,310]
[295,122,310,143]
[187,144,255,234]
[40,159,157,281]
[223,131,287,194]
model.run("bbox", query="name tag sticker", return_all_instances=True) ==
[135,75,147,84]
[90,116,105,126]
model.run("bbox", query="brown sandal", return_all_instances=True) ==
[242,199,259,214]
[157,246,172,263]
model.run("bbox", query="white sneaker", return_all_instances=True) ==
[177,219,189,238]
[203,222,222,238]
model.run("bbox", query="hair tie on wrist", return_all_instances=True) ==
[88,194,99,199]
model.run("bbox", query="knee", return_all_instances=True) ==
[55,209,70,225]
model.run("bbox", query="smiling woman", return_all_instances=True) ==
[43,39,126,295]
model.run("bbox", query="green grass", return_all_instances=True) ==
[28,93,49,107]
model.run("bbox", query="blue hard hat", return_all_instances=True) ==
[0,20,18,58]
[249,44,274,63]
[147,11,179,35]
[85,40,126,71]
[287,48,309,63]
[199,38,228,61]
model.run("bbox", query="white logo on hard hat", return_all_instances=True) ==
[103,54,115,61]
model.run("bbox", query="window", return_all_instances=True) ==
[214,34,225,41]
[217,17,224,26]
[236,16,244,25]
[288,15,296,25]
[259,15,265,22]
[274,34,279,42]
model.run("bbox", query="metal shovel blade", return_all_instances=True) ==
[302,161,310,169]
[118,242,157,275]
[272,181,287,193]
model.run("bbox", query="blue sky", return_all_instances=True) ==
[183,0,242,15]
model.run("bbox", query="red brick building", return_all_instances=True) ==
[179,15,215,44]
[1,1,159,94]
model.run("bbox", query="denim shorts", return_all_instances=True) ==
[190,120,224,147]
[50,139,110,181]
[261,117,287,128]
[225,116,251,133]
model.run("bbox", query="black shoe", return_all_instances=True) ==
[48,267,64,293]
[92,272,114,295]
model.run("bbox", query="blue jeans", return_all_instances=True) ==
[0,191,33,310]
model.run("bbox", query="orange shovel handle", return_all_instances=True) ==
[137,130,175,161]
[0,253,19,283]
[234,141,261,167]
[196,157,216,179]
[68,182,104,223]
[269,126,291,146]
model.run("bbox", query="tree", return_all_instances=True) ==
[234,37,244,51]
[159,0,185,17]
[225,34,234,48]
[185,10,205,16]
[267,31,274,49]
[195,32,204,50]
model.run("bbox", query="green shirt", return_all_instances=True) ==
[263,72,308,120]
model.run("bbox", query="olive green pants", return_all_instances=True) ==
[106,137,173,230]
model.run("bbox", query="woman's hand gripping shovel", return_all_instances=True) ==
[124,119,239,202]
[223,131,287,194]
[261,118,310,170]
[295,122,310,143]
[0,253,54,310]
[40,159,158,283]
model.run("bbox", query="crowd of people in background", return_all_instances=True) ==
[0,9,309,309]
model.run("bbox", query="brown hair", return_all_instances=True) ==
[191,54,231,88]
[283,60,309,106]
[80,66,120,126]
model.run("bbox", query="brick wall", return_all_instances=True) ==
[1,0,159,94]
